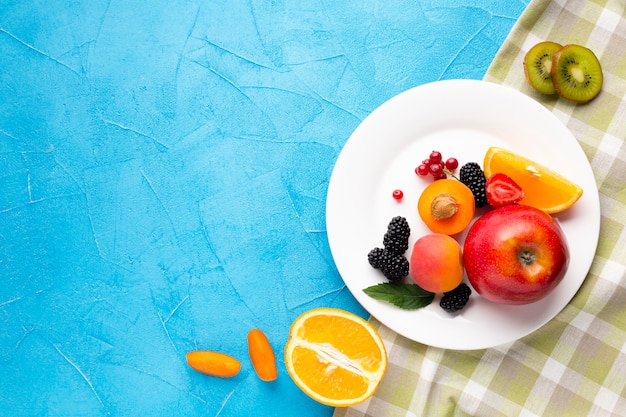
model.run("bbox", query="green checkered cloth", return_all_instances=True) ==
[334,0,626,416]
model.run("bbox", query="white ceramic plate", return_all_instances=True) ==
[326,80,600,350]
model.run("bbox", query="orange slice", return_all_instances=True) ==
[483,147,583,214]
[284,308,387,407]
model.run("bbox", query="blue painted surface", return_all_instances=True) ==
[0,1,527,416]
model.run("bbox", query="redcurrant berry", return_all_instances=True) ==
[429,151,442,163]
[429,163,443,176]
[392,189,404,200]
[416,164,429,176]
[445,157,459,170]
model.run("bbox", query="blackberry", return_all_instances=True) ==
[440,283,472,313]
[383,216,410,255]
[367,248,408,281]
[459,162,488,208]
[379,250,409,281]
[367,247,385,269]
[367,216,411,281]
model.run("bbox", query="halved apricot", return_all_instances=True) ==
[418,179,475,235]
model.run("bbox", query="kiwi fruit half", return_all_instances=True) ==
[551,44,603,103]
[523,41,562,95]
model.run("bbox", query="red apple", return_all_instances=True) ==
[463,204,568,305]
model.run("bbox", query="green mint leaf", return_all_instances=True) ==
[363,282,435,310]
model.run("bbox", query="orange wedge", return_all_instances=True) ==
[483,147,583,214]
[284,308,387,407]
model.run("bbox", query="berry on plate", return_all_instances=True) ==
[459,162,488,208]
[440,283,472,313]
[485,173,524,207]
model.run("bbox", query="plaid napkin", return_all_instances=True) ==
[334,0,626,416]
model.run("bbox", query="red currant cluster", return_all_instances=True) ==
[415,150,458,180]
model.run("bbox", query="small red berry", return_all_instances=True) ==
[429,162,443,177]
[445,157,459,170]
[429,151,442,163]
[392,189,404,200]
[416,164,429,176]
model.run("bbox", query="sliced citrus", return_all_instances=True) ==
[284,308,387,407]
[483,147,583,214]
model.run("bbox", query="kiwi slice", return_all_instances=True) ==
[551,44,603,103]
[523,41,562,95]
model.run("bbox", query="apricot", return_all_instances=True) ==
[409,233,464,293]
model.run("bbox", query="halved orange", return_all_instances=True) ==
[284,308,387,407]
[483,147,583,214]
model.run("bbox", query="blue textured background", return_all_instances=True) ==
[1,1,527,416]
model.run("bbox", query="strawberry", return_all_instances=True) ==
[485,173,524,207]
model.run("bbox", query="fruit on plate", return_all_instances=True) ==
[524,41,562,95]
[284,308,387,407]
[367,216,411,281]
[485,173,524,207]
[367,247,409,281]
[415,150,459,180]
[459,162,488,208]
[551,44,603,103]
[483,146,582,214]
[463,204,568,305]
[409,233,464,293]
[440,283,472,313]
[417,179,475,235]
[382,216,411,255]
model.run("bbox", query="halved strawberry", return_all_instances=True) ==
[485,173,524,207]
